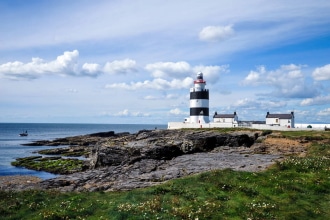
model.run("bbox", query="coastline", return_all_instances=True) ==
[0,123,166,178]
[1,128,329,219]
[1,128,311,192]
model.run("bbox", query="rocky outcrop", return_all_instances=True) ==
[88,129,256,168]
[38,149,279,192]
[21,130,126,147]
[6,129,285,192]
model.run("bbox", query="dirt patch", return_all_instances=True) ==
[0,176,42,190]
[253,137,309,156]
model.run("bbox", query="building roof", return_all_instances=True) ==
[213,111,237,118]
[266,113,293,119]
[214,114,236,118]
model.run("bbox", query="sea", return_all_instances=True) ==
[0,123,167,179]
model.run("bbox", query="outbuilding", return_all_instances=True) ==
[213,111,239,127]
[265,112,295,128]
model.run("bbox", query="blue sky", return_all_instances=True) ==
[1,0,330,124]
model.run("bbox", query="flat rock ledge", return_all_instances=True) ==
[3,129,288,192]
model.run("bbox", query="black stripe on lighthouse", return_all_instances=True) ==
[190,108,209,116]
[190,90,209,99]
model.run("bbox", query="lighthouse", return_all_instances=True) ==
[189,72,209,123]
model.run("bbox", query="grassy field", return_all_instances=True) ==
[1,130,329,219]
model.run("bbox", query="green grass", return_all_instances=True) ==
[279,130,330,141]
[1,131,330,219]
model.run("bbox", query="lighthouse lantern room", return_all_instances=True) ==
[189,72,209,123]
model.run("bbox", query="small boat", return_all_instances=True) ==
[19,131,28,136]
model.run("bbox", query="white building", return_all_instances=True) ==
[213,111,239,127]
[265,112,295,128]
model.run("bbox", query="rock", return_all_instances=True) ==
[90,130,258,168]
[89,131,115,137]
[21,130,121,146]
[6,129,287,192]
[36,146,90,157]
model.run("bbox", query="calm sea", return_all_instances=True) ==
[0,123,166,179]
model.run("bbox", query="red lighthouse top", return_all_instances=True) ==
[194,72,206,84]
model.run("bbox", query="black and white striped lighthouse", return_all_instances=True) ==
[189,72,209,123]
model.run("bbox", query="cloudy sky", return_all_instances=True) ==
[1,0,330,124]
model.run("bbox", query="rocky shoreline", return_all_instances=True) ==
[3,129,307,192]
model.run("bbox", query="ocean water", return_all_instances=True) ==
[0,123,166,179]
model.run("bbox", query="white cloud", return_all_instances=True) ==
[300,95,330,106]
[231,98,287,110]
[144,95,158,100]
[82,63,101,76]
[0,51,140,80]
[103,59,137,75]
[0,50,78,79]
[165,94,177,99]
[244,71,260,84]
[193,65,229,83]
[56,50,79,72]
[132,112,150,117]
[312,64,330,81]
[105,62,228,90]
[231,98,258,110]
[242,66,266,86]
[102,109,150,117]
[116,109,129,116]
[317,108,330,116]
[242,64,317,98]
[169,108,188,116]
[145,61,191,78]
[199,25,234,42]
[106,77,194,90]
[114,109,150,117]
[144,93,178,100]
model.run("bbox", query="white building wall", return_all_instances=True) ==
[214,118,233,123]
[266,118,294,128]
[190,116,209,124]
[213,115,238,124]
[168,122,327,130]
[266,118,279,125]
[295,123,330,129]
[168,122,209,129]
[279,119,290,127]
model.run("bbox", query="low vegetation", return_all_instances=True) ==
[11,157,85,174]
[1,130,330,219]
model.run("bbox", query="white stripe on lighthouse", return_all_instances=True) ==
[190,99,209,108]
